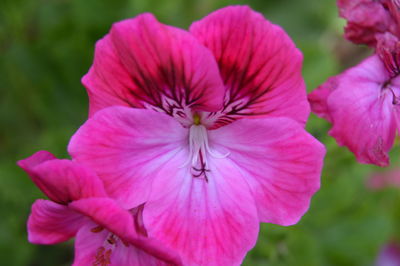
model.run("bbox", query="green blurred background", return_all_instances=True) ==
[1,0,400,265]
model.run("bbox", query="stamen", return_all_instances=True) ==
[180,124,230,181]
[91,225,104,233]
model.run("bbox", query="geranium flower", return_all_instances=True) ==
[338,0,400,46]
[69,6,325,265]
[18,151,181,266]
[309,33,400,166]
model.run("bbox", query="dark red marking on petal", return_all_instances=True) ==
[130,203,148,237]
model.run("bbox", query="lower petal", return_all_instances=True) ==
[28,200,85,244]
[143,162,259,266]
[209,117,325,225]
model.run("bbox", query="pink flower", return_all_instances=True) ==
[376,241,400,266]
[367,168,400,190]
[337,0,400,46]
[18,151,182,266]
[309,33,400,166]
[69,6,325,265]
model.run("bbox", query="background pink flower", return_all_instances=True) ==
[18,151,182,266]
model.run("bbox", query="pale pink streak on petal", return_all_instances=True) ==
[83,13,225,116]
[209,117,325,225]
[28,199,86,244]
[143,162,259,266]
[68,106,188,209]
[190,5,309,126]
[328,55,396,166]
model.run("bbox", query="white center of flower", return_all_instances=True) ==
[182,122,229,182]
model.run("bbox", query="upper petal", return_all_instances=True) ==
[328,55,396,166]
[83,13,225,117]
[28,199,85,244]
[190,5,309,127]
[209,117,325,225]
[68,106,188,208]
[143,160,259,265]
[19,152,107,204]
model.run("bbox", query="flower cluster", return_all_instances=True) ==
[19,6,325,265]
[309,0,400,167]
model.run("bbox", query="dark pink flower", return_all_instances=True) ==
[18,151,181,266]
[309,33,400,166]
[69,6,325,265]
[337,0,400,46]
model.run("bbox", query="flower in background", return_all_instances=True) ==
[376,241,400,266]
[338,0,400,46]
[309,19,400,166]
[367,168,400,190]
[18,151,181,266]
[69,6,325,265]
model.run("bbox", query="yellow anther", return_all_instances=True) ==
[193,113,201,125]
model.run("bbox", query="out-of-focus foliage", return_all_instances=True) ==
[1,0,399,265]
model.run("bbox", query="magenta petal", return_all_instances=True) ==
[209,117,325,225]
[28,199,85,244]
[69,198,137,240]
[21,157,107,204]
[143,161,259,265]
[73,225,178,266]
[83,13,225,116]
[328,55,396,166]
[337,0,396,46]
[190,5,309,126]
[71,201,182,266]
[308,75,343,123]
[68,106,187,208]
[18,150,56,171]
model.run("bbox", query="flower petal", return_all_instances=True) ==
[83,13,225,117]
[190,5,309,127]
[328,55,396,166]
[209,117,325,225]
[68,106,188,208]
[71,200,182,266]
[308,75,343,123]
[143,160,259,266]
[20,156,107,204]
[73,224,180,266]
[69,198,136,239]
[337,0,397,46]
[28,199,85,244]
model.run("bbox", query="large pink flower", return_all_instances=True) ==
[18,151,182,266]
[69,6,325,265]
[309,33,400,166]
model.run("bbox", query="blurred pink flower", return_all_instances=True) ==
[68,6,326,265]
[69,6,325,265]
[376,241,400,266]
[338,0,400,46]
[367,169,400,190]
[18,151,181,266]
[309,33,400,166]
